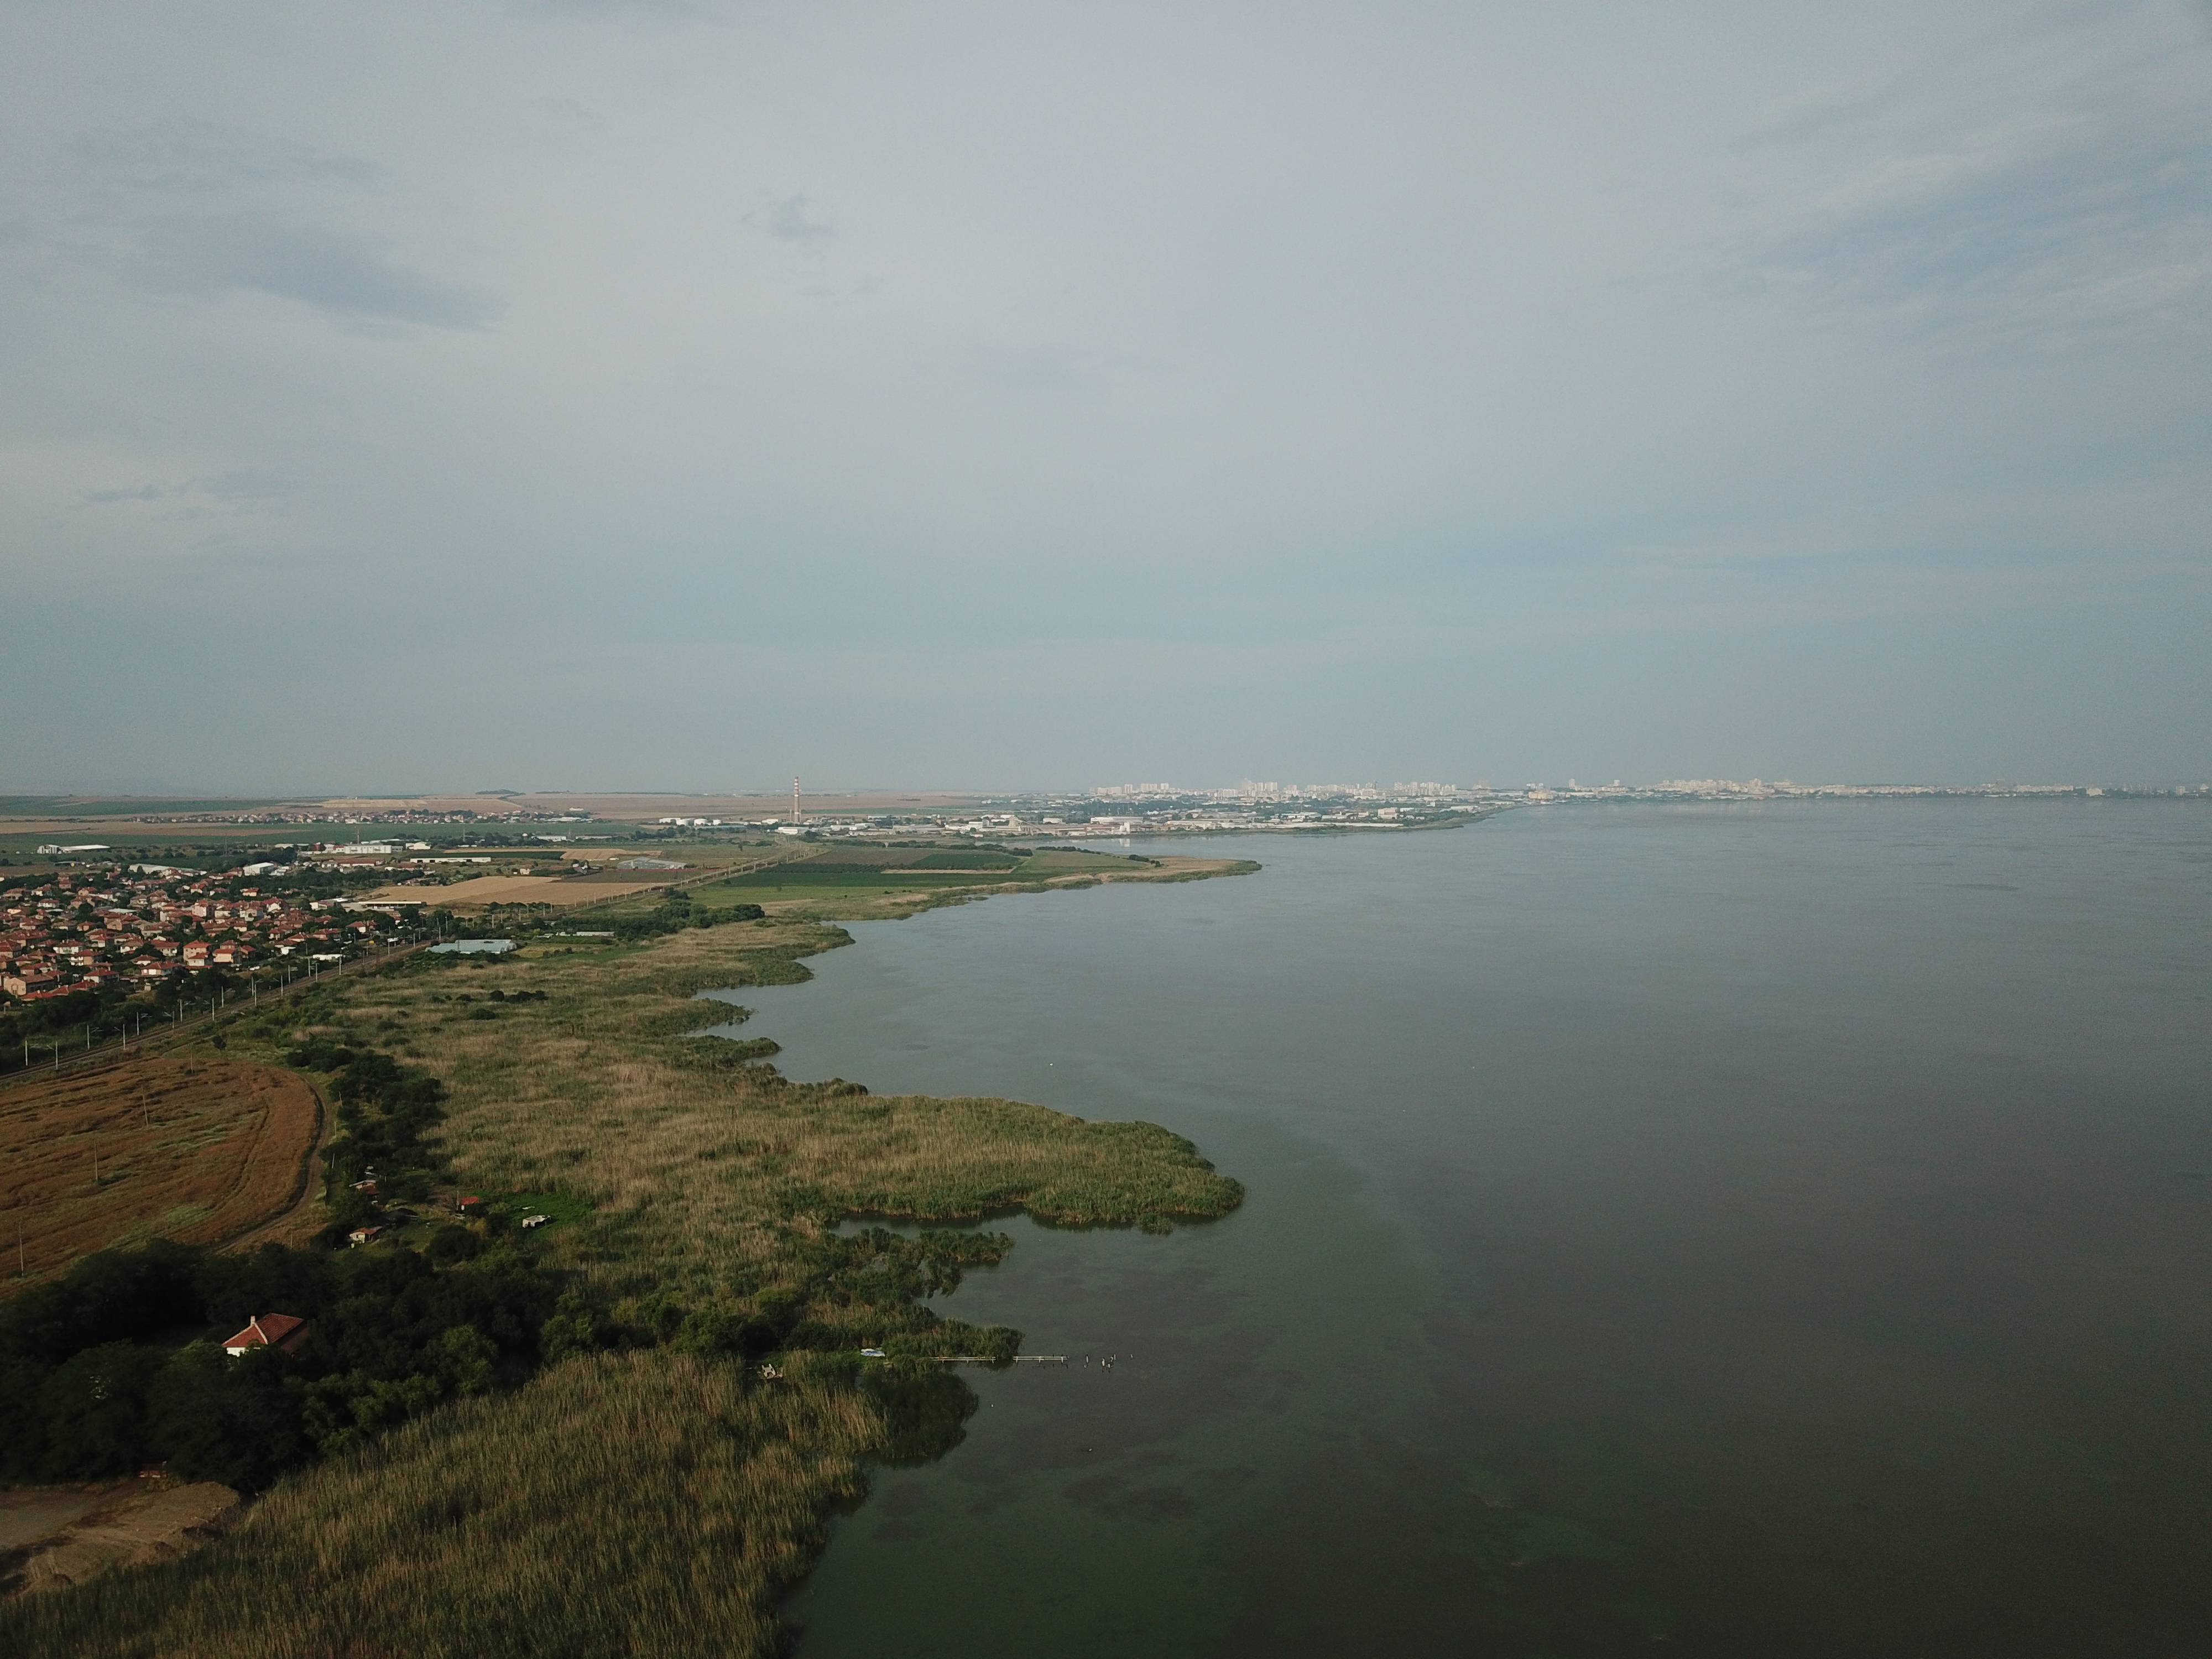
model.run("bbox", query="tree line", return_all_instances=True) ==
[0,1238,567,1492]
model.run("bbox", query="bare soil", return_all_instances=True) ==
[0,1486,135,1553]
[0,1481,243,1597]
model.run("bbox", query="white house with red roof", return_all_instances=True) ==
[222,1313,310,1357]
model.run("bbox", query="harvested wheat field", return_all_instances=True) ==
[367,874,672,908]
[0,1059,320,1282]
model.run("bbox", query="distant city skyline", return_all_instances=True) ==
[8,774,2209,811]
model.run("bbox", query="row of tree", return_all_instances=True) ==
[606,890,766,943]
[288,1040,454,1231]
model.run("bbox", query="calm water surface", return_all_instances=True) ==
[711,802,2211,1657]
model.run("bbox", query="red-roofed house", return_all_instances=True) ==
[222,1313,310,1357]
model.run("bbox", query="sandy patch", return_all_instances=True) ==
[0,1486,135,1552]
[1,1481,243,1595]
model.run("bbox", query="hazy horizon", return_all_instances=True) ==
[7,2,2209,795]
[3,774,2205,806]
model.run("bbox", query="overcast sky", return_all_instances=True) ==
[4,1,2208,794]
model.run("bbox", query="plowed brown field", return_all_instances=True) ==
[0,1059,320,1283]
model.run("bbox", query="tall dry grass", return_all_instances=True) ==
[325,917,1240,1296]
[0,1352,878,1658]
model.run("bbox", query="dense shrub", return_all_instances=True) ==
[608,891,765,943]
[284,1041,451,1209]
[0,1239,566,1490]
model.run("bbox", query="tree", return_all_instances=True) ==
[37,1342,167,1479]
[540,1291,615,1363]
[430,1325,497,1397]
[148,1343,309,1490]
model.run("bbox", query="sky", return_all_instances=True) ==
[3,0,2209,795]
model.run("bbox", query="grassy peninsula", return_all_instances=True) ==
[309,911,1243,1277]
[2,859,1248,1655]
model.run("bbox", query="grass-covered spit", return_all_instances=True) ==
[342,916,1241,1291]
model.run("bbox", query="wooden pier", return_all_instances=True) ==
[921,1354,1069,1365]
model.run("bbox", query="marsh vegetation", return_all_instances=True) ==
[3,879,1245,1652]
[2,1352,884,1657]
[681,848,1256,922]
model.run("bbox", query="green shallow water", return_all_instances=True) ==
[702,800,2212,1657]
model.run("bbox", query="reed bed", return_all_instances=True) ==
[0,1352,878,1658]
[324,919,1241,1295]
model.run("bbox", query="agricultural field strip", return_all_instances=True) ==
[369,849,808,912]
[0,1059,322,1281]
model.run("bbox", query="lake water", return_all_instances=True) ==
[716,801,2211,1657]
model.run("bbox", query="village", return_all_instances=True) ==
[0,864,396,1005]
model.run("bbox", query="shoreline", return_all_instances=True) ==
[0,849,1256,1652]
[1044,806,1505,841]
